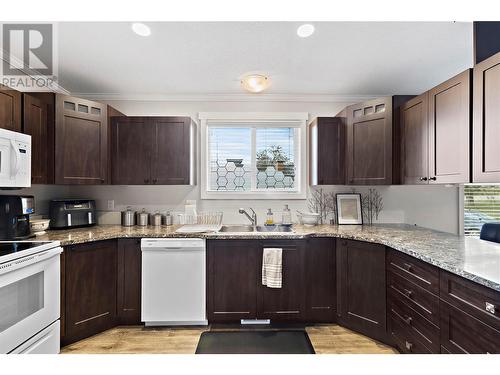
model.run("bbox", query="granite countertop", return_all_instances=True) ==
[35,224,500,292]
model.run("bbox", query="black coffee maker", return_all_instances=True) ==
[0,195,35,240]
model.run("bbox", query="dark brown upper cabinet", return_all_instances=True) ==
[111,116,195,185]
[428,70,471,184]
[55,95,108,184]
[401,93,429,184]
[22,93,55,184]
[309,117,346,185]
[111,117,153,184]
[473,52,500,183]
[346,96,412,185]
[401,70,471,185]
[0,85,21,132]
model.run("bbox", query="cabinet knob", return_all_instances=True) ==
[403,263,413,272]
[405,341,413,351]
[419,177,428,181]
[404,316,413,325]
[429,177,437,181]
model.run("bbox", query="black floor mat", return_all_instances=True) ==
[195,330,315,354]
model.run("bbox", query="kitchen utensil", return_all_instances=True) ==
[121,206,136,226]
[152,211,162,226]
[137,209,149,226]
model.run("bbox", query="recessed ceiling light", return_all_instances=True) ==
[131,22,151,37]
[297,24,315,38]
[241,74,270,93]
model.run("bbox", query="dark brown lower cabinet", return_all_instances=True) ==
[206,240,260,322]
[337,239,387,343]
[440,301,500,354]
[63,240,117,345]
[257,240,306,321]
[117,239,142,325]
[305,238,336,322]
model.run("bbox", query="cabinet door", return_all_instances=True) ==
[257,240,306,321]
[473,52,500,182]
[152,117,192,185]
[346,97,393,185]
[337,239,387,342]
[23,94,48,184]
[0,86,21,132]
[401,93,429,184]
[305,238,336,322]
[111,117,153,184]
[64,240,117,345]
[309,117,346,185]
[428,70,471,184]
[117,239,142,325]
[207,240,259,322]
[55,95,108,184]
[440,301,500,354]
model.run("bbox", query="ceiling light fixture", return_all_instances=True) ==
[241,74,270,93]
[131,22,151,37]
[297,24,315,38]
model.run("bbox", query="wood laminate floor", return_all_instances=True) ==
[61,325,398,354]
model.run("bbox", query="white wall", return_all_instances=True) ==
[60,98,460,234]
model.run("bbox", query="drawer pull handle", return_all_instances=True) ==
[405,341,413,351]
[404,316,413,325]
[485,302,496,314]
[403,289,413,298]
[403,263,413,272]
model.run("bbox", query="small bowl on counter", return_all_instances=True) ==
[296,211,321,226]
[30,219,51,235]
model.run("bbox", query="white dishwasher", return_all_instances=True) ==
[141,238,207,326]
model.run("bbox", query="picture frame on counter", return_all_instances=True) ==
[336,193,363,225]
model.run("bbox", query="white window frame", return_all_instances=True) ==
[199,112,308,200]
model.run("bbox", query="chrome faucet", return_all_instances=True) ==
[239,208,257,229]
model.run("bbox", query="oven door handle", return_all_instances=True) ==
[0,247,62,276]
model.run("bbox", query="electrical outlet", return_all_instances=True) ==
[107,200,115,210]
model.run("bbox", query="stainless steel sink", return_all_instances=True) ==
[219,225,294,233]
[255,225,294,233]
[219,225,255,232]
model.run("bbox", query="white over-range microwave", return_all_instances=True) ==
[0,128,31,188]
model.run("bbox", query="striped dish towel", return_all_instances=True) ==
[262,248,282,288]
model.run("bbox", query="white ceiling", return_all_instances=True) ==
[57,22,473,98]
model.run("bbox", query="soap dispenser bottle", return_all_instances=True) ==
[266,208,274,225]
[282,204,292,225]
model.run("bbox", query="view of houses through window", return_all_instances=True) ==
[463,184,500,237]
[208,126,298,192]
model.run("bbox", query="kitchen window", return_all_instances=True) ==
[463,184,500,237]
[199,112,308,199]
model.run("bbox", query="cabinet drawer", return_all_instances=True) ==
[440,271,500,330]
[390,317,432,354]
[440,301,500,354]
[387,250,439,294]
[388,271,440,325]
[388,290,439,352]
